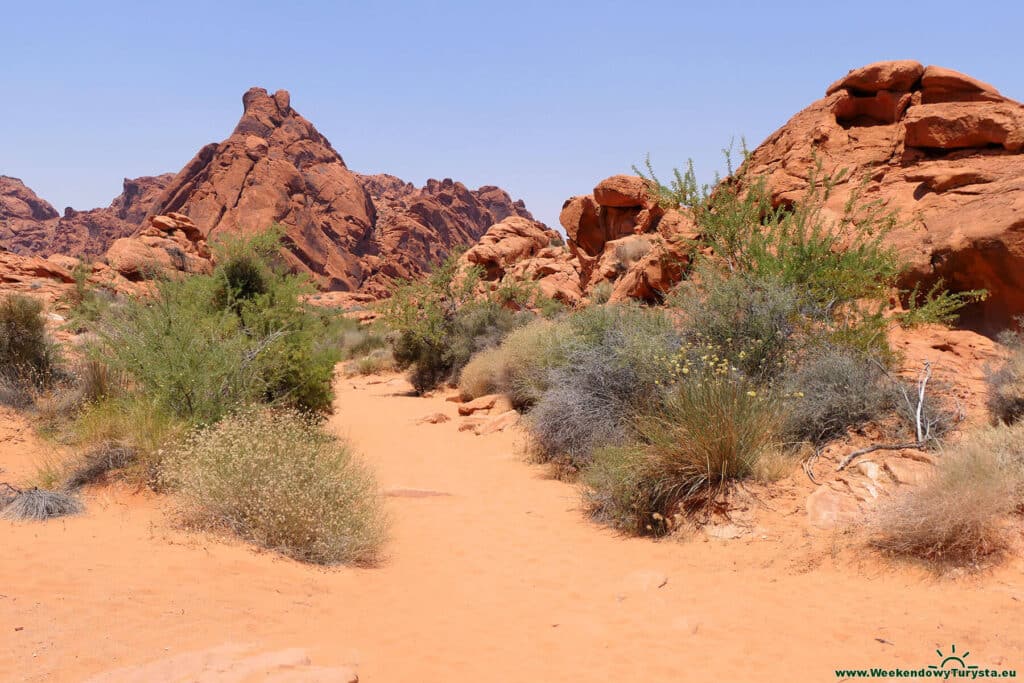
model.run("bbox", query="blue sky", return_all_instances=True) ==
[4,1,1023,229]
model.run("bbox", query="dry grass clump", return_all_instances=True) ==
[457,318,573,406]
[69,396,185,485]
[458,346,504,399]
[64,442,137,490]
[987,331,1024,425]
[349,348,396,376]
[163,409,387,565]
[1,487,83,521]
[870,423,1024,566]
[584,367,782,534]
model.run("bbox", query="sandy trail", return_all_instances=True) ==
[2,376,1023,682]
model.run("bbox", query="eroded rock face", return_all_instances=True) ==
[356,174,536,297]
[106,213,212,281]
[51,174,175,257]
[0,175,172,258]
[744,60,1024,335]
[1,177,60,254]
[147,88,536,294]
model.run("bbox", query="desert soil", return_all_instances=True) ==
[2,374,1023,682]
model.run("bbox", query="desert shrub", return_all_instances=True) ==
[0,295,60,405]
[639,151,979,360]
[528,305,680,470]
[93,231,339,421]
[458,346,505,399]
[1,487,83,521]
[676,272,803,380]
[590,281,613,305]
[64,262,117,333]
[350,348,396,376]
[68,395,186,484]
[500,319,575,407]
[492,275,560,315]
[987,329,1024,425]
[584,363,782,534]
[163,409,386,565]
[898,278,987,328]
[783,347,894,445]
[614,238,652,265]
[446,302,526,376]
[458,318,575,407]
[870,439,1018,566]
[384,252,526,393]
[339,326,388,360]
[64,442,137,490]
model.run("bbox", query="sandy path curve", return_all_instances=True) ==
[1,376,1023,681]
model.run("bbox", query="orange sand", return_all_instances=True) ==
[2,376,1023,682]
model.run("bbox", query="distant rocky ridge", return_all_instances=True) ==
[0,87,538,295]
[0,174,173,258]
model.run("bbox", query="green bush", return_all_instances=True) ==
[0,295,60,405]
[676,271,803,380]
[584,362,782,534]
[92,231,340,422]
[384,252,526,393]
[640,151,980,360]
[163,409,386,565]
[783,347,894,446]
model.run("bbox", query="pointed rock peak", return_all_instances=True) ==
[236,87,299,137]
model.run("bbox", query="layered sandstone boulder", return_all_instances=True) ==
[744,60,1024,334]
[106,213,212,281]
[559,175,698,301]
[460,216,583,305]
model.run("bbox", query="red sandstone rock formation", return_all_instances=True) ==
[743,60,1024,335]
[145,88,536,294]
[105,213,212,281]
[0,175,172,258]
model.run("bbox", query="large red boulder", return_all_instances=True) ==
[743,60,1024,335]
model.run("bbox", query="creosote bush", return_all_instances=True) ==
[0,294,60,406]
[163,409,387,565]
[92,229,340,423]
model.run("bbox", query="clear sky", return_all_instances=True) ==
[4,0,1023,229]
